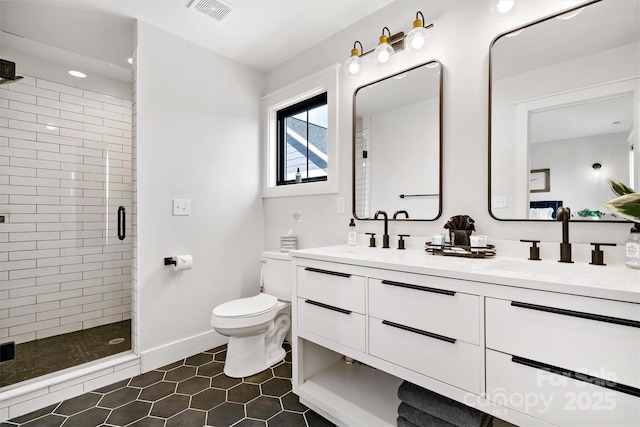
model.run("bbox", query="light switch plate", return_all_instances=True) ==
[173,199,191,216]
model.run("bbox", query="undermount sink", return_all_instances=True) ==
[486,258,639,283]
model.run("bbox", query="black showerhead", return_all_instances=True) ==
[0,59,23,85]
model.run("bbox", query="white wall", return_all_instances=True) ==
[263,0,632,252]
[135,22,265,370]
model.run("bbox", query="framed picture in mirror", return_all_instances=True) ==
[530,168,549,193]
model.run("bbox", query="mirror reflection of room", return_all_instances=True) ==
[354,61,442,221]
[490,0,639,221]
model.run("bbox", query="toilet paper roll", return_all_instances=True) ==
[173,255,193,271]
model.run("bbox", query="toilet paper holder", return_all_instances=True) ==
[164,257,177,266]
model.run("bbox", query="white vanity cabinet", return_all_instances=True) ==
[485,295,640,426]
[297,264,366,352]
[368,277,481,394]
[293,258,486,427]
[290,247,640,427]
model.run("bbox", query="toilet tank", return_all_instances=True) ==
[261,251,292,302]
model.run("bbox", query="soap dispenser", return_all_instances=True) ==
[625,223,640,269]
[348,218,357,246]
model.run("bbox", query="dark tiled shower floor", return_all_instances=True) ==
[0,320,131,388]
[1,343,335,427]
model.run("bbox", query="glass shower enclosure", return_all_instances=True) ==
[0,64,133,389]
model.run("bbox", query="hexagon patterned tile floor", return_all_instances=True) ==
[0,343,335,427]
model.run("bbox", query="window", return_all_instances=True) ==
[262,64,338,198]
[276,92,328,186]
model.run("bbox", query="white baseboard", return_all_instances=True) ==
[140,329,227,373]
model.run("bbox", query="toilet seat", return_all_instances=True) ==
[213,293,278,319]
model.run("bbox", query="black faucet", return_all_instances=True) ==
[556,206,573,263]
[374,210,390,248]
[393,210,409,219]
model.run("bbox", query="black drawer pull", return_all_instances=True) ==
[511,301,640,329]
[304,267,351,278]
[305,299,352,315]
[512,356,640,398]
[381,280,455,296]
[381,320,456,344]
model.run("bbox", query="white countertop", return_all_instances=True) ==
[291,245,640,304]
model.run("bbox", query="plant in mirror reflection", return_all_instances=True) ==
[604,179,640,222]
[576,209,606,219]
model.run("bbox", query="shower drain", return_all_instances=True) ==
[108,338,125,345]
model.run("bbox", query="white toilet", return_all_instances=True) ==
[211,251,291,378]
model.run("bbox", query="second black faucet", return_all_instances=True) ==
[374,210,390,248]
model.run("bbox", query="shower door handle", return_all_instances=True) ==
[117,206,126,240]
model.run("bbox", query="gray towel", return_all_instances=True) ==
[397,415,420,427]
[398,381,493,427]
[398,402,457,427]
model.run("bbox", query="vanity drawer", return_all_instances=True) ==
[298,297,365,352]
[486,349,640,427]
[297,266,365,313]
[486,297,640,389]
[369,278,480,344]
[369,317,480,394]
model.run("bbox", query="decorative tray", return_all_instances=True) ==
[425,243,496,258]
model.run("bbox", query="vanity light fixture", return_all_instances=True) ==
[343,11,433,78]
[344,41,364,78]
[373,27,395,68]
[405,11,433,54]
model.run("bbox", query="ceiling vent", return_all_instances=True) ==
[187,0,233,22]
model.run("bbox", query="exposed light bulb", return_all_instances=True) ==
[373,40,394,68]
[376,47,392,64]
[344,43,362,78]
[344,49,361,78]
[373,28,394,68]
[406,15,430,54]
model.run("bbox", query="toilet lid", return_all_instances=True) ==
[213,293,278,318]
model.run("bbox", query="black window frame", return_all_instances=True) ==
[276,92,328,186]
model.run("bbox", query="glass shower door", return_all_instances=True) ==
[0,72,133,388]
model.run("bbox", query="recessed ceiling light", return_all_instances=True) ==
[68,70,86,78]
[127,57,133,64]
[492,0,515,15]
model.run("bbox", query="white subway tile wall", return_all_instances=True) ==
[0,75,132,345]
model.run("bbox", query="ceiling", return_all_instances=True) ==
[0,0,395,73]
